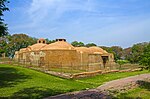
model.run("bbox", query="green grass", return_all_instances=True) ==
[0,64,149,98]
[77,70,149,86]
[0,64,92,99]
[116,81,150,99]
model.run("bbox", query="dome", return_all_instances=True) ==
[103,50,108,54]
[89,47,108,54]
[37,38,47,44]
[27,43,47,51]
[93,52,103,54]
[75,46,108,54]
[75,47,91,53]
[38,38,45,40]
[19,48,29,53]
[26,38,47,51]
[15,51,19,54]
[41,41,75,50]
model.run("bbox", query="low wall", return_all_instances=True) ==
[0,59,142,79]
[70,68,142,79]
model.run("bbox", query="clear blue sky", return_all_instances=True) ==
[4,0,150,48]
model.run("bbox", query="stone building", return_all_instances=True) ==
[14,38,115,71]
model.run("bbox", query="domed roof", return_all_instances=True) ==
[27,43,47,51]
[38,38,45,40]
[89,47,108,54]
[15,51,19,54]
[75,46,108,54]
[89,46,103,51]
[103,50,108,54]
[19,48,29,53]
[41,41,75,50]
[75,47,90,53]
[37,38,47,44]
[93,52,103,54]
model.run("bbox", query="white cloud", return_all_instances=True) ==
[27,0,96,24]
[28,0,60,24]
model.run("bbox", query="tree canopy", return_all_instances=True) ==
[71,41,85,47]
[0,0,9,37]
[45,38,56,44]
[0,34,37,57]
[139,43,150,70]
[85,43,97,47]
[100,46,123,61]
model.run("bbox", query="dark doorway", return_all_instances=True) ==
[102,56,108,69]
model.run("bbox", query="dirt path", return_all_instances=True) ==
[45,73,150,99]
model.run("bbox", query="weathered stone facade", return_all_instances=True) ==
[14,38,115,71]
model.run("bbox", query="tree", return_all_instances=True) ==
[101,46,123,61]
[117,60,129,69]
[111,46,123,60]
[100,46,109,51]
[0,0,9,37]
[139,43,150,70]
[0,36,7,56]
[131,42,148,63]
[5,34,37,57]
[121,47,132,61]
[45,38,56,44]
[85,43,97,47]
[71,41,84,47]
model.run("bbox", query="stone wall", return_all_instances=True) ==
[43,50,79,67]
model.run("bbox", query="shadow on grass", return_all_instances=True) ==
[0,87,63,99]
[136,80,150,91]
[0,67,29,88]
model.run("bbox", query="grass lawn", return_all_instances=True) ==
[0,64,149,98]
[77,70,149,86]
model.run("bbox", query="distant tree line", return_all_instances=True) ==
[0,33,150,69]
[0,34,59,57]
[71,41,97,47]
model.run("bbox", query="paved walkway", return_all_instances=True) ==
[45,73,150,99]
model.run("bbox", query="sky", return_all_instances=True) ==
[3,0,150,48]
